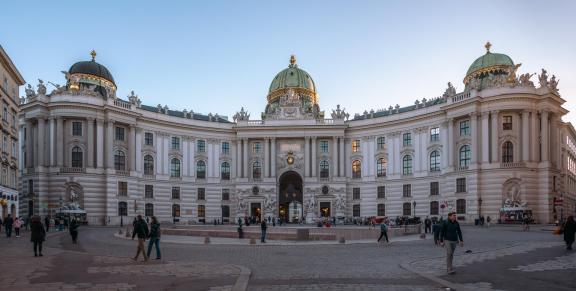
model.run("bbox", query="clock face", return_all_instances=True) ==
[287,156,294,165]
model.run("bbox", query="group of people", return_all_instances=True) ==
[0,214,25,238]
[131,215,162,262]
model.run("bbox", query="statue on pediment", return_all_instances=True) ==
[37,79,47,95]
[549,75,559,94]
[538,69,548,88]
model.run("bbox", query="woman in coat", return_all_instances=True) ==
[14,217,22,238]
[69,218,79,244]
[563,216,575,250]
[30,215,46,257]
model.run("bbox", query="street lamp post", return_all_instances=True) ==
[413,201,417,217]
[478,197,483,219]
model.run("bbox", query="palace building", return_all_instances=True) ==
[19,44,576,225]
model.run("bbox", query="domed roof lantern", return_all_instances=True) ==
[67,50,117,97]
[267,55,317,104]
[463,42,516,89]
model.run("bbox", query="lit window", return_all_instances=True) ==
[503,116,512,130]
[352,160,361,179]
[352,139,360,152]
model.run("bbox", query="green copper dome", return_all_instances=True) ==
[268,55,316,93]
[465,42,514,76]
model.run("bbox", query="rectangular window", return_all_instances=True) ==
[118,181,128,197]
[145,185,153,199]
[403,203,412,216]
[353,204,361,217]
[377,186,386,199]
[28,179,34,194]
[403,184,412,198]
[352,139,360,152]
[115,127,125,141]
[222,188,230,201]
[198,188,206,200]
[171,187,180,199]
[2,104,7,122]
[11,141,16,157]
[459,120,470,136]
[320,140,329,153]
[198,205,206,218]
[145,204,154,217]
[377,136,386,149]
[222,142,230,155]
[377,203,386,216]
[403,133,412,146]
[252,142,261,154]
[430,182,439,196]
[2,136,7,151]
[72,121,82,136]
[144,132,154,146]
[353,188,361,200]
[503,116,513,130]
[171,136,180,150]
[11,110,16,128]
[430,127,440,142]
[222,205,230,218]
[456,178,467,193]
[197,140,206,153]
[430,201,439,215]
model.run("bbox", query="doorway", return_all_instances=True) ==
[320,202,331,217]
[250,203,261,221]
[278,171,303,223]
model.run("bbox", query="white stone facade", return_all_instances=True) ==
[18,49,576,225]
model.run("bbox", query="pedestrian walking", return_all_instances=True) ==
[69,219,79,244]
[377,220,389,244]
[486,216,491,227]
[147,216,162,260]
[424,216,432,234]
[30,216,46,257]
[439,212,464,274]
[14,217,22,237]
[0,217,3,233]
[4,214,13,237]
[562,216,575,250]
[132,215,149,262]
[260,219,267,243]
[44,216,50,232]
[432,221,441,246]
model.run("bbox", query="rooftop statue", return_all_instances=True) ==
[549,75,559,94]
[25,84,36,98]
[518,73,535,88]
[443,82,456,97]
[538,69,548,88]
[37,79,47,95]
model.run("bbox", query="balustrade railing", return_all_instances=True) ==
[500,162,526,168]
[113,99,132,110]
[60,167,86,173]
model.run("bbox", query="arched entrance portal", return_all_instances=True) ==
[278,171,303,223]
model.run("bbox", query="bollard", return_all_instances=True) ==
[339,236,346,244]
[204,236,211,244]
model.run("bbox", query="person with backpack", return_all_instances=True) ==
[132,215,149,262]
[377,219,389,244]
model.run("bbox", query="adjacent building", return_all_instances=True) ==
[0,45,24,218]
[19,44,576,225]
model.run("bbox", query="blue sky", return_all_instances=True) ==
[2,0,575,121]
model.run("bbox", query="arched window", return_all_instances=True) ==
[402,155,413,175]
[114,150,126,171]
[118,201,128,216]
[502,141,513,163]
[352,160,361,179]
[430,201,439,215]
[320,160,329,178]
[456,199,466,214]
[376,158,387,177]
[196,160,206,179]
[170,158,181,177]
[252,161,261,179]
[172,204,181,217]
[459,145,471,168]
[221,162,230,180]
[430,151,440,172]
[71,146,83,168]
[143,155,154,175]
[145,203,154,217]
[403,202,412,216]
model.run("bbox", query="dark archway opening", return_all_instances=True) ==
[278,171,303,223]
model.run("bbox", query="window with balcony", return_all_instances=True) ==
[72,122,82,136]
[252,161,261,179]
[352,160,362,179]
[459,145,470,168]
[376,158,387,177]
[319,160,329,178]
[459,120,470,136]
[114,150,126,171]
[352,139,360,152]
[430,127,440,142]
[402,184,412,197]
[402,155,413,175]
[144,132,153,146]
[170,158,181,177]
[403,133,412,146]
[430,150,440,171]
[456,178,467,193]
[71,146,83,168]
[502,141,513,163]
[503,115,513,130]
[196,160,206,179]
[144,155,154,175]
[221,162,230,180]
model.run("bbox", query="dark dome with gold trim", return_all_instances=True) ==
[69,50,115,85]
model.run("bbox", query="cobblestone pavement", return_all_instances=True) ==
[1,225,574,290]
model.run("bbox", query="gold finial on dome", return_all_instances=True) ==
[90,50,97,61]
[289,54,296,67]
[485,42,492,53]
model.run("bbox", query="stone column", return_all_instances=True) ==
[530,111,538,162]
[522,111,530,162]
[25,119,34,168]
[394,134,401,174]
[49,118,56,167]
[135,127,142,173]
[236,139,242,178]
[129,125,136,171]
[481,112,490,163]
[447,119,454,167]
[470,112,478,164]
[271,138,276,177]
[339,137,345,177]
[311,137,317,177]
[243,138,248,178]
[333,137,339,177]
[490,111,499,163]
[231,140,236,179]
[264,138,270,177]
[37,118,45,167]
[163,134,169,174]
[420,129,427,172]
[304,137,310,177]
[156,133,163,175]
[387,134,395,175]
[86,118,94,168]
[414,130,421,172]
[190,137,195,177]
[96,119,104,168]
[214,140,220,178]
[56,118,64,167]
[106,120,115,169]
[540,110,549,161]
[441,123,448,169]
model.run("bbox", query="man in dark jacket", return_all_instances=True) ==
[44,216,50,232]
[440,212,464,274]
[4,214,13,237]
[147,216,161,260]
[260,219,267,243]
[132,215,149,262]
[424,216,432,234]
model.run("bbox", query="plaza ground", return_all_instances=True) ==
[0,224,574,291]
